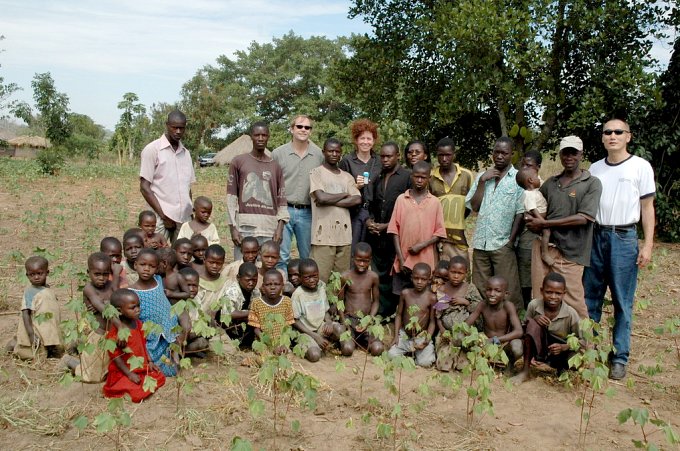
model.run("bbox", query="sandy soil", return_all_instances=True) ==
[0,160,679,450]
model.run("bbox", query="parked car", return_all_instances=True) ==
[198,152,217,167]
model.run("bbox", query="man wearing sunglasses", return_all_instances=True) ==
[583,118,656,380]
[273,115,324,274]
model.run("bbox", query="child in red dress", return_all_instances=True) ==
[103,289,166,403]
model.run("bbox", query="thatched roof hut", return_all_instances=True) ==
[213,134,271,166]
[5,135,51,158]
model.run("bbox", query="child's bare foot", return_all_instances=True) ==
[59,355,79,373]
[4,338,16,354]
[510,371,530,385]
[530,358,554,373]
[541,254,556,268]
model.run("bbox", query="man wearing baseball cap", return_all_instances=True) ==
[525,135,602,319]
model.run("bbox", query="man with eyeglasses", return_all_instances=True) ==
[583,118,656,380]
[273,115,324,273]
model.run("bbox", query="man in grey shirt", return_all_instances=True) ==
[272,115,324,272]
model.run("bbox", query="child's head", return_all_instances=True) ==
[134,248,159,282]
[111,288,141,321]
[485,276,509,306]
[411,161,432,190]
[435,138,456,171]
[541,272,567,310]
[172,238,193,266]
[516,167,540,190]
[240,236,261,263]
[260,240,280,271]
[190,235,209,263]
[287,258,301,288]
[298,258,320,291]
[100,237,123,265]
[204,244,226,278]
[433,259,450,284]
[353,242,372,274]
[193,196,213,224]
[405,140,428,168]
[237,262,259,294]
[411,262,432,292]
[322,138,343,166]
[156,248,177,275]
[261,269,284,302]
[448,256,469,287]
[138,210,157,238]
[87,252,112,289]
[520,150,542,172]
[25,256,49,287]
[122,230,144,263]
[179,267,200,298]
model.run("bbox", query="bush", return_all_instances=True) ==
[36,147,65,175]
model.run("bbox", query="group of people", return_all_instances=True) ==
[6,111,655,403]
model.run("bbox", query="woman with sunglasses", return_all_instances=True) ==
[338,119,382,252]
[404,140,430,168]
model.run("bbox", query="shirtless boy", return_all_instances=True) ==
[465,275,523,372]
[339,242,383,356]
[157,248,192,304]
[388,263,436,367]
[173,238,194,270]
[190,234,209,272]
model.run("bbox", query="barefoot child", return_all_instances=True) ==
[293,259,352,362]
[248,270,295,355]
[220,262,260,347]
[173,238,194,270]
[339,243,383,356]
[194,244,230,326]
[283,258,301,297]
[121,231,143,286]
[177,196,221,245]
[190,234,209,272]
[434,256,484,371]
[9,256,62,359]
[129,249,186,376]
[388,263,436,367]
[516,167,553,267]
[512,272,582,384]
[465,276,523,372]
[157,248,192,304]
[103,289,166,402]
[139,210,169,249]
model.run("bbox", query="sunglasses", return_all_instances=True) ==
[603,129,630,136]
[294,124,312,130]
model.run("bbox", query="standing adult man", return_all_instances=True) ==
[526,136,602,319]
[429,137,474,261]
[366,141,411,317]
[583,118,655,380]
[465,137,524,311]
[272,115,324,272]
[140,110,195,243]
[226,122,289,260]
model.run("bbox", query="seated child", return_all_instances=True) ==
[121,230,143,287]
[138,210,169,250]
[465,276,523,373]
[177,196,221,245]
[431,259,450,293]
[221,236,261,281]
[339,243,383,357]
[179,267,200,299]
[248,270,295,355]
[434,256,484,371]
[100,236,124,287]
[157,248,192,304]
[190,235,208,272]
[8,256,62,359]
[220,262,260,347]
[194,244,229,326]
[129,249,186,376]
[283,258,301,297]
[63,253,122,382]
[103,289,166,402]
[516,167,553,267]
[512,272,582,384]
[172,238,194,270]
[388,262,436,367]
[292,259,352,362]
[257,240,286,290]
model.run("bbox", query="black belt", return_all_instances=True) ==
[595,223,636,232]
[287,203,310,209]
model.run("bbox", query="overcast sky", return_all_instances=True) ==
[0,0,370,129]
[1,1,674,131]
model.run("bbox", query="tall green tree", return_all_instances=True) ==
[340,0,668,164]
[112,92,146,164]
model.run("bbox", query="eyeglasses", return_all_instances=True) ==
[603,129,630,136]
[294,124,312,130]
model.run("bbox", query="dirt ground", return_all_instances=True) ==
[0,159,679,450]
